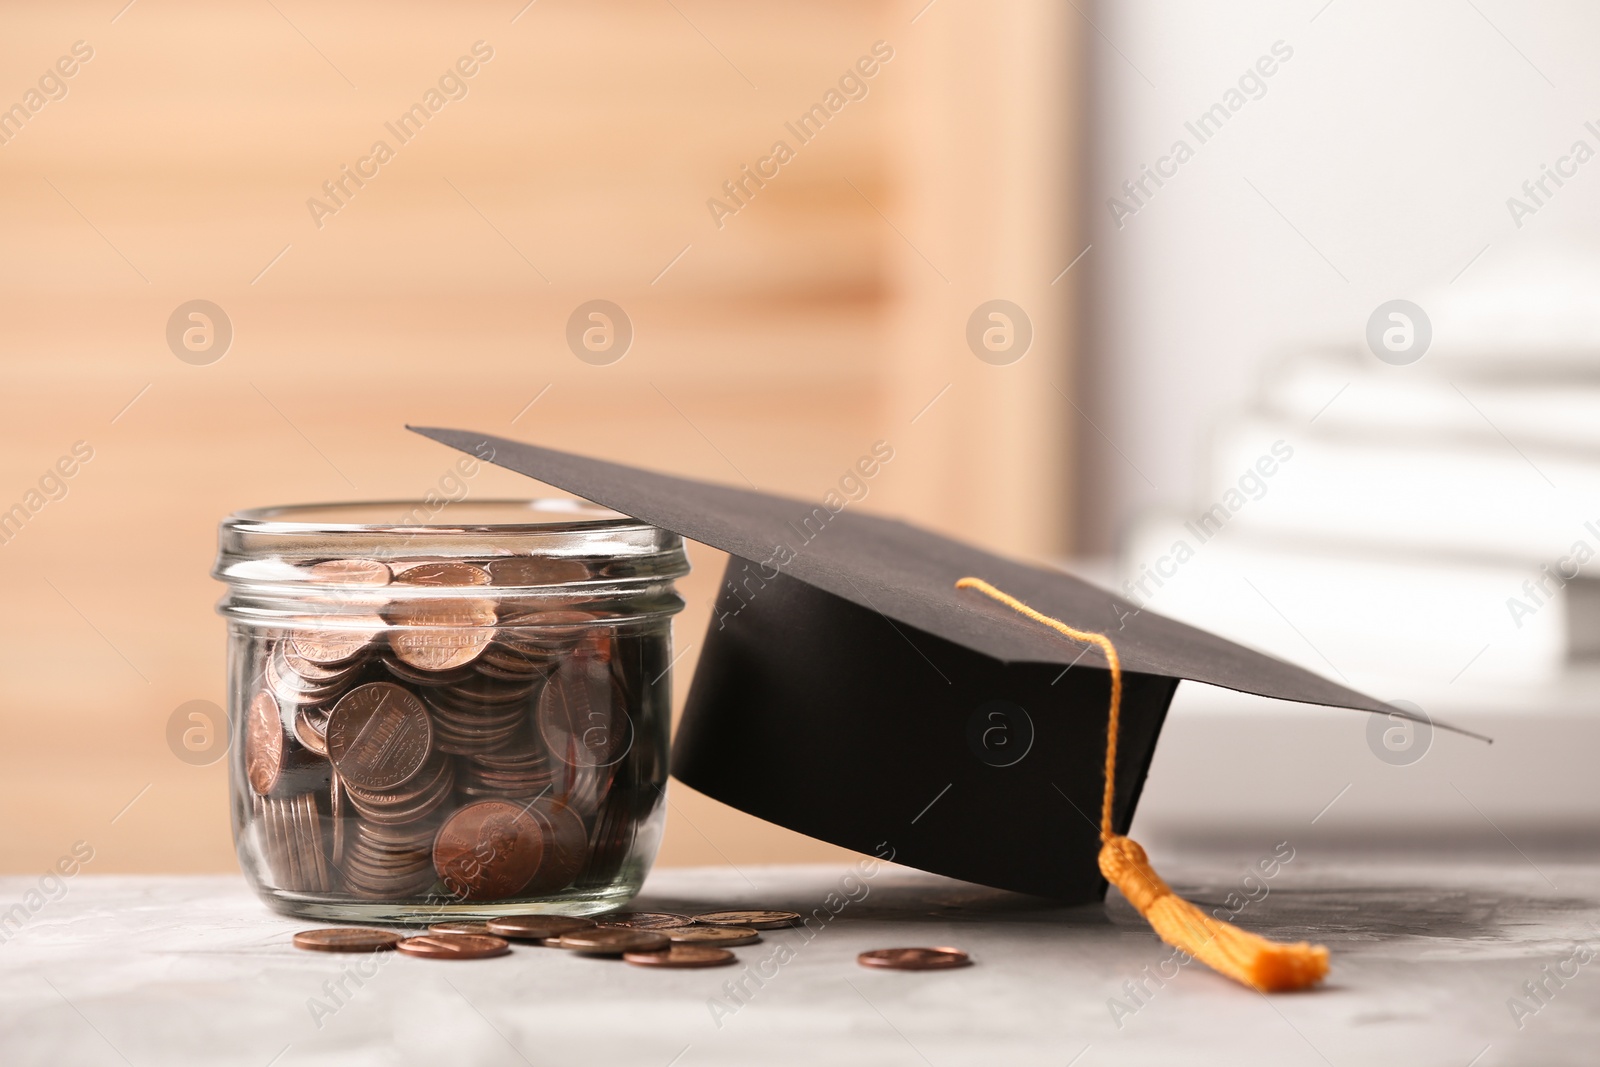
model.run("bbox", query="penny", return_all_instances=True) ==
[290,624,379,666]
[857,947,972,971]
[293,927,401,953]
[485,915,598,941]
[624,944,737,968]
[395,933,511,960]
[308,558,392,586]
[326,682,433,791]
[523,799,590,895]
[395,561,491,587]
[432,800,545,902]
[538,653,631,768]
[692,910,803,929]
[293,706,329,756]
[599,912,695,930]
[667,926,761,947]
[554,928,669,955]
[428,921,493,936]
[485,557,592,587]
[384,600,498,672]
[246,691,285,796]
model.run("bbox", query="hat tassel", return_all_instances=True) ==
[955,577,1329,993]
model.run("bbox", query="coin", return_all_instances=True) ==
[523,799,590,895]
[293,928,402,953]
[692,910,803,929]
[599,912,695,930]
[395,561,491,587]
[427,921,494,936]
[485,557,592,587]
[485,915,597,941]
[395,933,511,960]
[554,928,669,955]
[538,652,631,768]
[246,691,285,796]
[308,558,392,586]
[666,926,761,946]
[384,600,497,671]
[290,625,379,666]
[624,944,737,968]
[857,947,972,971]
[326,682,434,791]
[432,800,545,902]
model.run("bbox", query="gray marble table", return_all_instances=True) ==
[2,854,1596,1066]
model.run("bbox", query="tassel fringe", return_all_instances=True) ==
[955,576,1329,993]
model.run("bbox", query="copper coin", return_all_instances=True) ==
[293,928,401,953]
[624,944,737,968]
[326,682,434,791]
[599,912,695,930]
[293,707,329,756]
[857,947,972,971]
[554,928,669,955]
[667,926,761,946]
[523,799,590,895]
[308,558,392,585]
[246,691,285,796]
[428,921,494,936]
[692,910,803,929]
[538,653,631,768]
[289,625,378,665]
[485,557,592,587]
[485,915,598,941]
[385,600,498,671]
[432,800,545,902]
[395,561,491,587]
[395,933,511,960]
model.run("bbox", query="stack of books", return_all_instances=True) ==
[1120,345,1600,696]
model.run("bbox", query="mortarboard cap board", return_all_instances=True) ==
[407,427,1469,914]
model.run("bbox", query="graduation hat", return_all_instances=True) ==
[409,426,1459,991]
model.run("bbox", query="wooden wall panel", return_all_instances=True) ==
[0,1,1081,874]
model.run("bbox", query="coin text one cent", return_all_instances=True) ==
[326,682,433,791]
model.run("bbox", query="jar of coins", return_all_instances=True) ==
[213,500,689,922]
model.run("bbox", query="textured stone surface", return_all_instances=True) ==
[1,855,1597,1066]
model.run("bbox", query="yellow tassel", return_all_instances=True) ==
[954,576,1330,993]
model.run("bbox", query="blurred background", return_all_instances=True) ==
[1,0,1594,877]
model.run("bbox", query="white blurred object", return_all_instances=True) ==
[1121,249,1600,697]
[1123,515,1587,688]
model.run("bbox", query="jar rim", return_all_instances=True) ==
[224,498,633,534]
[214,498,690,599]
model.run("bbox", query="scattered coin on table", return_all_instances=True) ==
[666,926,761,946]
[623,944,738,968]
[692,910,803,929]
[485,915,598,941]
[554,928,670,955]
[599,911,695,930]
[395,933,511,960]
[292,928,402,953]
[857,947,972,971]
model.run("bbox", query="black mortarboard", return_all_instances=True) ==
[407,427,1452,910]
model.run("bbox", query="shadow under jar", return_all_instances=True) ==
[213,500,689,923]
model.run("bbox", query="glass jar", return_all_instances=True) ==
[212,500,689,923]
